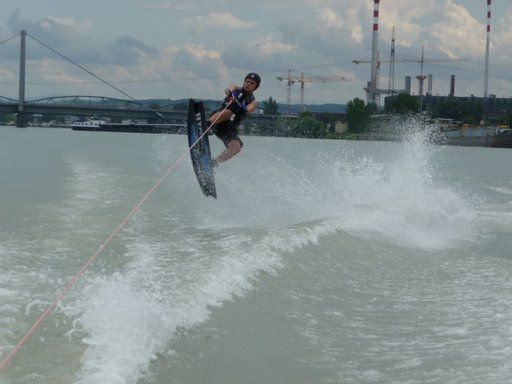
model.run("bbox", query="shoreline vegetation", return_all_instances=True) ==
[2,95,511,142]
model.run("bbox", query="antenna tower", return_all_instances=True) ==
[387,26,396,96]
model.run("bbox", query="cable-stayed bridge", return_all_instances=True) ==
[0,95,187,123]
[0,31,275,128]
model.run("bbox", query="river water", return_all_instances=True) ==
[1,124,512,383]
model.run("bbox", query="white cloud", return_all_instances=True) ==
[138,0,227,10]
[183,44,221,60]
[254,35,295,56]
[319,9,342,29]
[5,9,158,66]
[278,4,365,56]
[493,7,512,61]
[0,68,15,81]
[4,1,512,102]
[429,0,484,59]
[344,5,364,44]
[42,16,91,29]
[108,35,159,64]
[182,12,257,32]
[377,0,430,47]
[138,1,195,10]
[220,34,299,74]
[148,43,229,97]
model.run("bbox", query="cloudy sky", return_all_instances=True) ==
[1,0,512,105]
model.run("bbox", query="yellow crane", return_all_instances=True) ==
[277,69,349,113]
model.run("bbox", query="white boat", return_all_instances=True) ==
[71,119,106,129]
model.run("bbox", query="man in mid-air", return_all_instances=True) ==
[207,72,261,166]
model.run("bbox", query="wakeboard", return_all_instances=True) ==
[187,99,217,198]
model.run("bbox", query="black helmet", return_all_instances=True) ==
[244,72,261,89]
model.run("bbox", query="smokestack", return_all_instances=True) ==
[427,74,433,95]
[369,0,380,105]
[450,75,455,97]
[484,0,491,98]
[405,76,411,95]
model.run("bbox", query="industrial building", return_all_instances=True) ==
[383,74,512,119]
[366,0,510,120]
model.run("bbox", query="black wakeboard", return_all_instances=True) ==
[187,99,217,198]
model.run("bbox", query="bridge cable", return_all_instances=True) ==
[0,32,20,46]
[26,33,161,116]
[0,99,233,371]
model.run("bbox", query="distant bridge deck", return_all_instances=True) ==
[0,95,279,124]
[0,95,183,120]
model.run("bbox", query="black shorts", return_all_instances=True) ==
[213,120,244,148]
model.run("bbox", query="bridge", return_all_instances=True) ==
[0,31,278,128]
[0,95,187,122]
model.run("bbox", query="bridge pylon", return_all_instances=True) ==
[17,30,27,128]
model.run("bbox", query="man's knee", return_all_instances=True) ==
[228,140,242,154]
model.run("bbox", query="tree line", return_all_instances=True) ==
[4,94,510,135]
[254,94,511,138]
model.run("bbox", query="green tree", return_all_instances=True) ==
[346,98,372,133]
[386,93,419,114]
[262,97,279,115]
[7,114,16,124]
[464,114,478,125]
[295,113,316,137]
[270,113,328,138]
[272,117,295,136]
[463,102,483,123]
[287,112,328,138]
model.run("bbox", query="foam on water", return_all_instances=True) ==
[62,118,495,383]
[2,121,509,383]
[0,240,48,362]
[332,130,480,250]
[64,217,347,383]
[206,119,483,250]
[486,186,512,195]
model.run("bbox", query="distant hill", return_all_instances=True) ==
[139,98,346,114]
[277,103,346,114]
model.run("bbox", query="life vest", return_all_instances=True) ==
[221,87,255,125]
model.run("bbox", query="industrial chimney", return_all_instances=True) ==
[450,75,455,97]
[369,0,380,105]
[405,76,411,95]
[484,0,491,98]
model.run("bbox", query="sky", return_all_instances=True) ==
[1,0,512,106]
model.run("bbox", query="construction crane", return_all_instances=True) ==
[353,54,395,106]
[276,70,349,113]
[353,27,413,105]
[387,26,396,97]
[406,46,466,111]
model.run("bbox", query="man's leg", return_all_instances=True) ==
[214,139,241,165]
[208,109,233,127]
